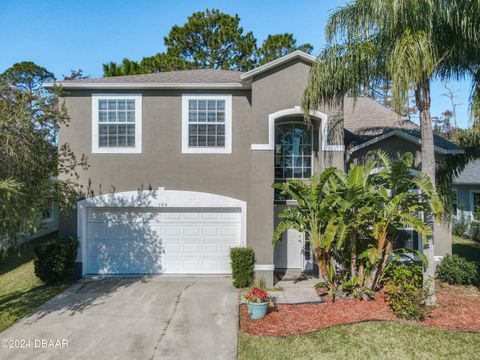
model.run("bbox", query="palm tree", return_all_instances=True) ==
[273,155,443,300]
[303,0,480,304]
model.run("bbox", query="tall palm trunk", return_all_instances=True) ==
[415,79,436,305]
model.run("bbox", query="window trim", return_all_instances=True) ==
[274,121,314,181]
[470,190,480,222]
[452,188,458,219]
[92,94,142,154]
[181,94,232,154]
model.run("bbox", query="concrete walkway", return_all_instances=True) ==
[0,276,239,360]
[272,276,323,304]
[240,275,323,304]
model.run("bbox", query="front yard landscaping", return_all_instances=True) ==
[0,234,72,332]
[239,321,480,360]
[238,235,480,359]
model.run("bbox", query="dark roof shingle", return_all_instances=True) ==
[344,97,463,152]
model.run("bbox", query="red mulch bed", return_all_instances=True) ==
[240,284,480,337]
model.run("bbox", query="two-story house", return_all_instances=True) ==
[47,51,462,285]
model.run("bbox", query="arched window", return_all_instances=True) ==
[274,122,312,180]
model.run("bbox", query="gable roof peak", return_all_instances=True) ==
[240,50,316,80]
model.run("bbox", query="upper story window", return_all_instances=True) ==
[274,123,312,180]
[182,94,232,154]
[92,94,142,153]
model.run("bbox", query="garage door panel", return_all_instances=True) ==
[87,208,241,274]
[202,225,219,236]
[220,225,239,236]
[183,225,201,236]
[87,223,108,240]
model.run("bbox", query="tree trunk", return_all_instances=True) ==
[415,80,436,305]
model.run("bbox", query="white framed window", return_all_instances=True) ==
[274,122,313,180]
[181,94,232,154]
[92,94,142,153]
[471,190,480,222]
[452,189,458,218]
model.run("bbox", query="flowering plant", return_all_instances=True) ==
[245,287,270,304]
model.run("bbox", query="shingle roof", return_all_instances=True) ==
[44,69,245,89]
[454,159,480,185]
[344,97,463,153]
[59,69,243,84]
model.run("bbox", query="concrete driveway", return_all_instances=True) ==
[0,276,239,360]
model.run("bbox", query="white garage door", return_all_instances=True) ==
[86,207,241,274]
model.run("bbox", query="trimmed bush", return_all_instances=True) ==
[387,264,427,320]
[437,254,478,285]
[230,247,255,288]
[34,239,78,283]
[471,222,480,242]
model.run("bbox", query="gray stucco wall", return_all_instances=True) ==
[59,89,253,237]
[59,58,344,284]
[248,59,344,282]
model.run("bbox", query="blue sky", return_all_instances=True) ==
[0,0,473,128]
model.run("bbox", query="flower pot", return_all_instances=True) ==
[247,301,269,320]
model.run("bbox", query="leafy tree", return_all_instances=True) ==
[302,0,480,304]
[256,33,313,65]
[163,9,256,71]
[139,52,193,73]
[103,58,145,77]
[3,61,54,94]
[0,62,88,251]
[102,10,312,76]
[273,152,443,301]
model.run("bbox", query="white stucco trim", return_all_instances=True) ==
[241,50,316,80]
[254,264,275,271]
[250,106,344,152]
[181,94,232,154]
[349,129,464,155]
[77,189,247,275]
[91,94,142,154]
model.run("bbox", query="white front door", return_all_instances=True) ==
[286,228,303,268]
[274,227,303,269]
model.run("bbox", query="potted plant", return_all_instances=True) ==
[245,288,271,320]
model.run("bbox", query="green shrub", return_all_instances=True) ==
[471,222,480,242]
[387,264,427,321]
[230,247,255,288]
[34,239,78,283]
[437,254,478,285]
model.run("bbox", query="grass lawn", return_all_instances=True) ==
[452,235,480,265]
[238,236,480,359]
[0,234,72,333]
[238,321,480,360]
